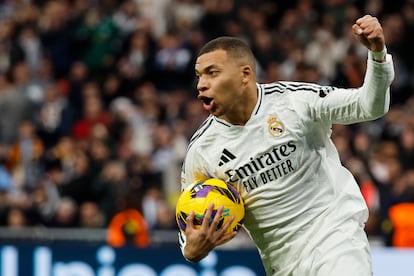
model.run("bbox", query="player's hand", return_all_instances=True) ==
[183,203,237,262]
[352,15,385,52]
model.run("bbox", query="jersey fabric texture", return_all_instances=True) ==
[179,52,394,276]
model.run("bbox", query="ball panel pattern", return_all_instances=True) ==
[175,178,244,235]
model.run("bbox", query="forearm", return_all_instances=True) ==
[358,49,394,119]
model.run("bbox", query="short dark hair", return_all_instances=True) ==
[198,36,256,68]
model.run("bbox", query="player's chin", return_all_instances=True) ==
[209,105,221,116]
[209,108,217,115]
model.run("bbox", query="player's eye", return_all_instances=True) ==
[209,70,219,76]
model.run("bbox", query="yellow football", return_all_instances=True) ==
[175,178,244,235]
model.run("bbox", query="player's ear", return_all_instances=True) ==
[241,65,253,84]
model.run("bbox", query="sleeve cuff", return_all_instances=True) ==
[370,48,387,62]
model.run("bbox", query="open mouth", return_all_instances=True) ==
[198,95,214,111]
[201,97,213,105]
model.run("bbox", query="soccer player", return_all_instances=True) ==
[178,15,394,275]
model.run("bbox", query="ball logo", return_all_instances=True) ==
[267,116,285,137]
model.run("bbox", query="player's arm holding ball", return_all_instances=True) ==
[183,204,237,262]
[177,138,243,262]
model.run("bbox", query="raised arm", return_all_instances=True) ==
[301,15,394,125]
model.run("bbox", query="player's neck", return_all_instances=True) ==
[222,85,258,126]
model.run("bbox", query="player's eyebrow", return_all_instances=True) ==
[195,64,218,75]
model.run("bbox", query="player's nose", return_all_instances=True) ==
[197,76,209,93]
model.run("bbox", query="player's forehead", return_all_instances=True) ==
[195,49,230,73]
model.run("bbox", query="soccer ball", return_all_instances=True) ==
[175,178,244,235]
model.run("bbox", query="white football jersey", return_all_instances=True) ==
[179,53,394,275]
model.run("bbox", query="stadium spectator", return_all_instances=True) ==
[49,196,78,228]
[78,201,106,228]
[6,120,44,191]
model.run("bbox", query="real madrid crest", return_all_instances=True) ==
[267,116,285,137]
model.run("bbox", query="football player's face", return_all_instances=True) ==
[195,49,246,120]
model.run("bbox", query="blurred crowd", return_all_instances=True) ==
[0,0,413,247]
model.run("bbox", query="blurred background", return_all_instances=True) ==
[0,0,413,275]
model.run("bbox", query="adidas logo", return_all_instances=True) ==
[218,149,236,167]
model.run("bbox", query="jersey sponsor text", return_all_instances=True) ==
[224,141,297,192]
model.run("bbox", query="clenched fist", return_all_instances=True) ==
[352,15,385,52]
